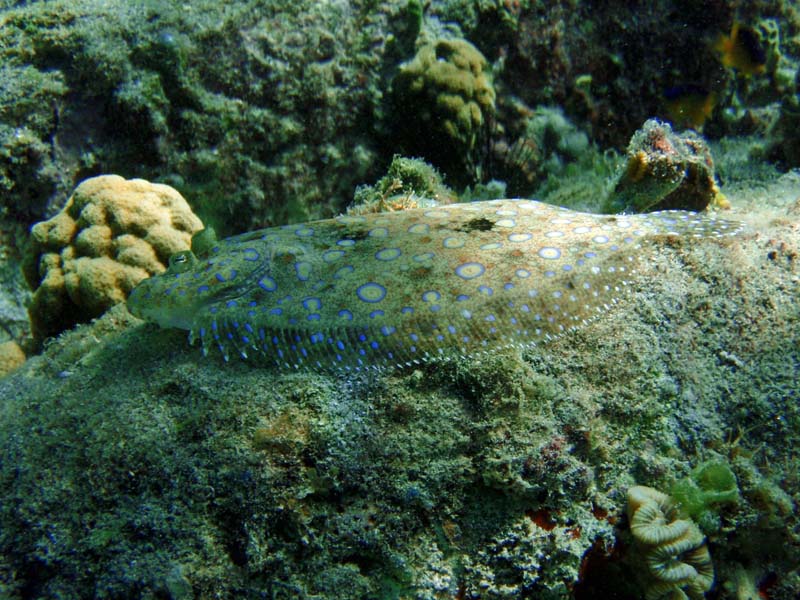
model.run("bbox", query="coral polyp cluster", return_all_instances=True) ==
[391,38,495,184]
[627,485,715,599]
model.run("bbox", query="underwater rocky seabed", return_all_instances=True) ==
[0,169,798,599]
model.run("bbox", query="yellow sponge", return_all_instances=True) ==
[22,175,203,343]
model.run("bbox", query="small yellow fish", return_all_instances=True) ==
[664,85,717,129]
[714,23,766,76]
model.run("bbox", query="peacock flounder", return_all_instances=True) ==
[126,199,742,371]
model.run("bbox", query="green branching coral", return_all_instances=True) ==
[627,485,715,600]
[391,38,495,185]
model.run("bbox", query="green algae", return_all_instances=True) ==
[670,460,740,534]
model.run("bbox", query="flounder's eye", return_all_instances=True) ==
[168,250,197,273]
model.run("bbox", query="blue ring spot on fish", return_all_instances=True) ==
[258,276,277,292]
[215,270,237,282]
[538,247,561,260]
[508,233,533,242]
[302,297,322,311]
[334,265,355,279]
[422,290,441,302]
[323,250,345,262]
[295,262,312,281]
[243,248,260,261]
[443,237,465,249]
[375,248,402,261]
[356,282,387,303]
[454,262,486,280]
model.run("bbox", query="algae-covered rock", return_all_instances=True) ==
[605,119,725,214]
[0,1,394,235]
[22,175,203,343]
[349,155,456,214]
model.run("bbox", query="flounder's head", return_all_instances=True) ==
[127,227,309,331]
[127,247,211,330]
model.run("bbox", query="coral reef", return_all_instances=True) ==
[627,485,715,599]
[604,119,725,214]
[22,175,203,343]
[1,1,800,598]
[0,169,798,596]
[391,38,495,185]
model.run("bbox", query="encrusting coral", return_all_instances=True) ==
[627,485,715,600]
[22,175,203,343]
[391,38,495,184]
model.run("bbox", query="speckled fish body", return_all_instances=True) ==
[127,199,741,371]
